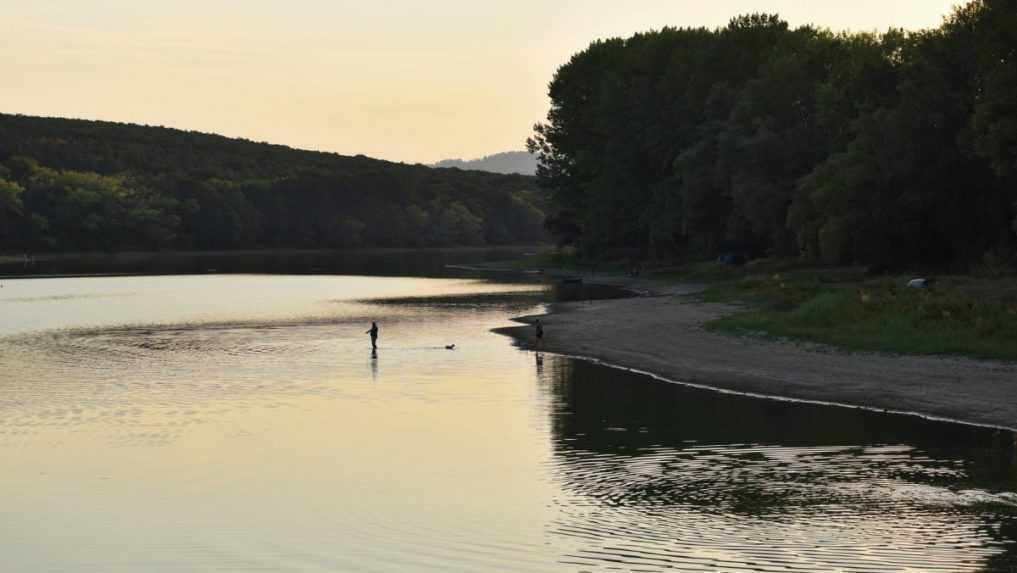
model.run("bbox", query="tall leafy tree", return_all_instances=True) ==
[532,2,1017,270]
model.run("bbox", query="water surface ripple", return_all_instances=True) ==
[1,274,1015,572]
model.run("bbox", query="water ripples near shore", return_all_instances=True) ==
[549,443,1015,572]
[540,358,1017,572]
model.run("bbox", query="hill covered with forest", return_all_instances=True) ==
[529,1,1016,271]
[0,114,546,252]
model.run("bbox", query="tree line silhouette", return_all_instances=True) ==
[0,114,546,252]
[528,1,1016,271]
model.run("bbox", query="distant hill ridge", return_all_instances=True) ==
[0,113,546,252]
[435,151,537,175]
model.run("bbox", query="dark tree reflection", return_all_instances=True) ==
[537,355,1017,571]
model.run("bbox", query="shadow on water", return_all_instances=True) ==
[537,355,1017,572]
[362,282,627,307]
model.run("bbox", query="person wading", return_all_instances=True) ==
[535,319,544,349]
[366,321,379,350]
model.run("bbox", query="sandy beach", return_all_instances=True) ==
[497,278,1017,431]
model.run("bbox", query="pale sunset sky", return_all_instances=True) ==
[2,1,959,164]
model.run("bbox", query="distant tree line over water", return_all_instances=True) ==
[0,114,546,252]
[528,1,1017,271]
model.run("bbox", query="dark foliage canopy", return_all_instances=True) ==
[0,114,546,252]
[528,1,1017,270]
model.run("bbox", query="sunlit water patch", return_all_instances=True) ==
[1,274,1015,572]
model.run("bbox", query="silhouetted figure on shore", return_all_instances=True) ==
[535,319,544,349]
[366,321,379,350]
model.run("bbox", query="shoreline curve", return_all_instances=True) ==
[495,277,1017,432]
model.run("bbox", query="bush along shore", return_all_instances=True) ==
[486,249,1017,363]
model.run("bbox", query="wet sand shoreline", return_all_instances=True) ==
[496,277,1017,431]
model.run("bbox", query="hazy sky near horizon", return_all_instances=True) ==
[3,1,959,164]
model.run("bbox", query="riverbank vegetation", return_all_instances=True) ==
[493,248,1017,361]
[0,114,546,252]
[528,1,1017,274]
[690,261,1017,361]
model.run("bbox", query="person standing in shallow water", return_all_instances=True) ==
[535,319,544,349]
[366,321,379,350]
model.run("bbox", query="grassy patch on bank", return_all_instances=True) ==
[696,263,1017,361]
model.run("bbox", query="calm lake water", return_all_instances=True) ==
[1,271,1016,572]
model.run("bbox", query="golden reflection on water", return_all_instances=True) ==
[1,274,1016,572]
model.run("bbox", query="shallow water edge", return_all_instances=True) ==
[495,294,1017,432]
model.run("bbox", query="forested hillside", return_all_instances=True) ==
[529,0,1016,271]
[0,114,545,252]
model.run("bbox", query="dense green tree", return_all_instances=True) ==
[0,175,24,246]
[532,1,1017,270]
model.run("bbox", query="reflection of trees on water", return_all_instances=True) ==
[986,433,1017,573]
[536,355,1017,568]
[541,357,1016,462]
